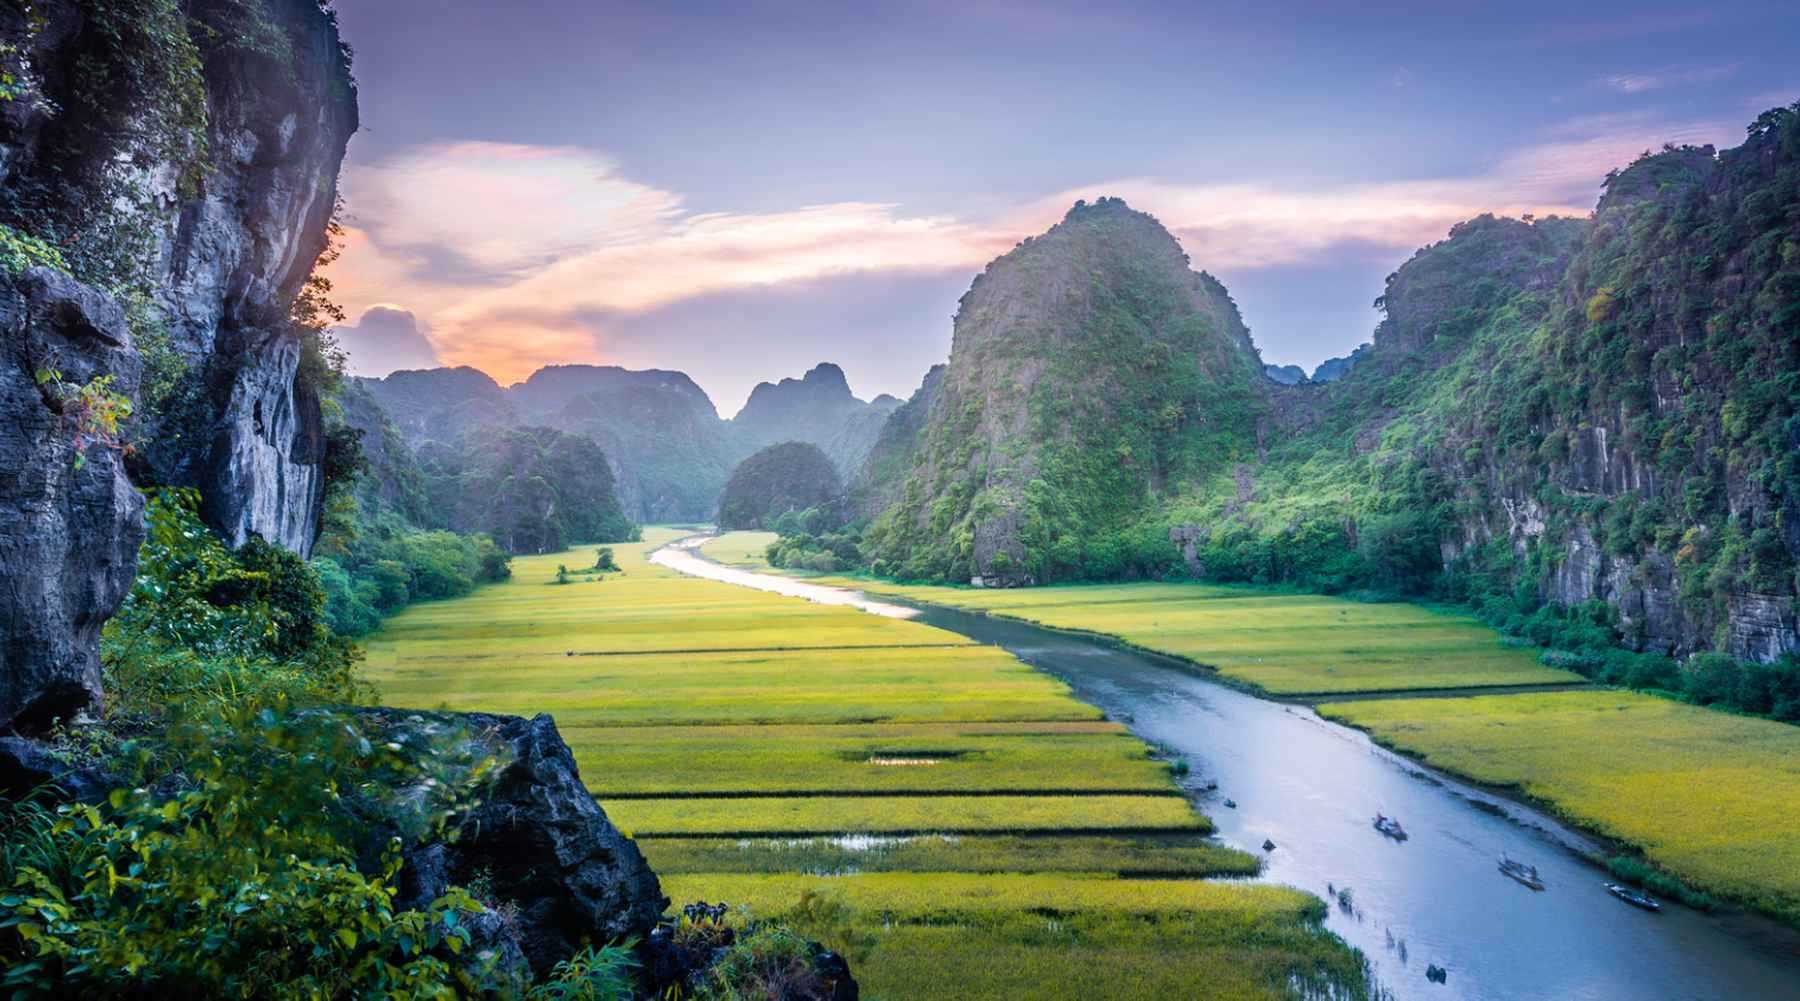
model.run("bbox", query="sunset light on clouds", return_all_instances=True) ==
[326,0,1796,408]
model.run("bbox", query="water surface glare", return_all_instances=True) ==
[653,538,1800,1000]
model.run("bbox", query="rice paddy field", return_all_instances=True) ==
[808,575,1581,695]
[363,529,1368,1000]
[700,530,779,569]
[676,534,1800,929]
[1322,690,1800,924]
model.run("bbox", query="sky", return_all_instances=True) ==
[324,0,1799,414]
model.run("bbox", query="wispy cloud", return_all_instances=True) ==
[1599,63,1738,95]
[329,113,1738,383]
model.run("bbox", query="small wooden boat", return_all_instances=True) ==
[1605,882,1661,912]
[1498,856,1545,890]
[1373,813,1408,841]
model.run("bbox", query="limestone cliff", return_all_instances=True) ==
[0,0,355,729]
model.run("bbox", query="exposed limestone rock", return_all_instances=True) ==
[369,709,668,980]
[0,270,144,730]
[0,0,356,725]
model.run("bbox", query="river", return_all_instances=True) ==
[651,538,1800,1000]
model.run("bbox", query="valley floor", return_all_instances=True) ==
[776,549,1800,928]
[364,529,1369,1000]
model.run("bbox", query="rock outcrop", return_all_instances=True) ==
[368,709,667,980]
[862,197,1264,583]
[717,441,845,530]
[0,0,356,728]
[0,271,144,730]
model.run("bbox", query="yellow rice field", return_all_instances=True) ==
[362,529,1368,999]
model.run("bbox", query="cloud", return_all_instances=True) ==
[334,305,441,377]
[1599,64,1738,95]
[327,112,1739,384]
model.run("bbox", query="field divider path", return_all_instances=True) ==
[365,530,1376,999]
[599,787,1187,799]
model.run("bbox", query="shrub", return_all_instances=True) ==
[0,706,502,996]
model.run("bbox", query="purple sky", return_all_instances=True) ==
[325,0,1799,413]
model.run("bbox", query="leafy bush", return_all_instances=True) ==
[528,944,639,1001]
[0,223,67,275]
[103,490,363,719]
[0,706,501,997]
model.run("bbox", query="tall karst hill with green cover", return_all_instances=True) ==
[863,197,1267,584]
[860,110,1800,667]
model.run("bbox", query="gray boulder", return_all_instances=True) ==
[364,709,668,980]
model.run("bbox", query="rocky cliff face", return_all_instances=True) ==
[0,272,144,729]
[1414,132,1800,661]
[0,0,355,729]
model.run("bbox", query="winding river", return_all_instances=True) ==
[651,538,1800,1000]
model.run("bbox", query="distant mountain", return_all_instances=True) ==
[732,363,903,473]
[358,360,911,524]
[1263,364,1308,386]
[362,366,517,442]
[1309,350,1364,383]
[416,425,636,554]
[861,197,1264,583]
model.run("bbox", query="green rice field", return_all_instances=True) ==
[700,530,779,569]
[809,574,1581,695]
[1323,690,1800,924]
[364,529,1369,999]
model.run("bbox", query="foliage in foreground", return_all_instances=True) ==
[0,706,501,997]
[102,489,365,721]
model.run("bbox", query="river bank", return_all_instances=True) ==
[673,533,1800,999]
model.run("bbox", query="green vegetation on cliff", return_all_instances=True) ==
[417,425,638,553]
[847,109,1800,714]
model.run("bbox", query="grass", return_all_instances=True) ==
[364,530,1369,999]
[1322,690,1800,925]
[812,573,1580,694]
[660,874,1366,1001]
[608,794,1207,837]
[567,721,1174,794]
[701,530,779,569]
[640,833,1259,877]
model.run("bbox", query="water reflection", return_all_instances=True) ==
[655,537,1800,1000]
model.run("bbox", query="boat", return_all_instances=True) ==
[1498,856,1546,890]
[1605,883,1661,912]
[1373,813,1408,841]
